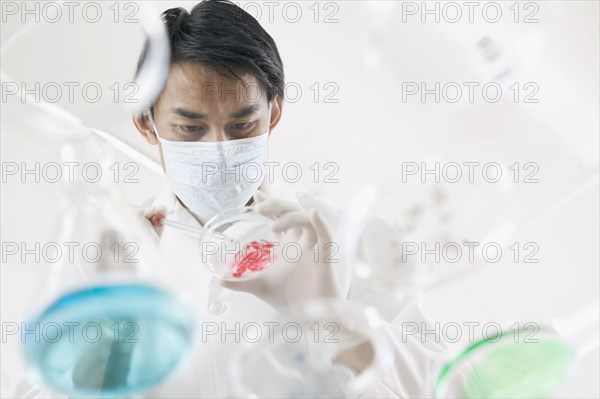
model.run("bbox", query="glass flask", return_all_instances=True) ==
[227,300,393,398]
[434,301,599,399]
[338,178,516,295]
[21,136,196,398]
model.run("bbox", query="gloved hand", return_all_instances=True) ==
[220,189,345,312]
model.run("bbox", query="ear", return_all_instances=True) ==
[268,95,284,133]
[133,111,158,145]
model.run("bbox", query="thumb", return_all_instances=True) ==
[309,209,334,245]
[253,189,268,204]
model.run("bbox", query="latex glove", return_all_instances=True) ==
[220,190,345,312]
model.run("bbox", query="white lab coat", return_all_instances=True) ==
[12,179,448,398]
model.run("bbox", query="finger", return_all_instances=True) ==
[219,277,266,296]
[309,211,343,298]
[309,210,336,254]
[255,198,302,218]
[290,227,305,242]
[271,211,319,243]
[270,210,312,233]
[310,210,334,243]
[271,211,317,244]
[300,227,318,246]
[281,227,304,244]
[253,189,268,204]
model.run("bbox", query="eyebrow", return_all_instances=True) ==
[230,104,259,119]
[169,104,260,120]
[170,107,207,119]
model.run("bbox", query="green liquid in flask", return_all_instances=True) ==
[463,339,575,399]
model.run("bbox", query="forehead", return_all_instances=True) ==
[155,61,265,111]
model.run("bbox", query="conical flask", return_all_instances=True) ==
[21,135,196,398]
[433,299,599,398]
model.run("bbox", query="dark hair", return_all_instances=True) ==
[136,0,284,103]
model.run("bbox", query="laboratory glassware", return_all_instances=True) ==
[21,136,196,398]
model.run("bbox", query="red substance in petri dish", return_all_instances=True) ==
[230,240,276,278]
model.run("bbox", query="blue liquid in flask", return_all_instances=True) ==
[23,283,195,398]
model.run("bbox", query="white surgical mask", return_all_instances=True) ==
[147,109,270,221]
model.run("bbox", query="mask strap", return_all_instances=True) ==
[266,102,273,134]
[145,109,159,138]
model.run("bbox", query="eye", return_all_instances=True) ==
[231,121,255,131]
[178,125,204,133]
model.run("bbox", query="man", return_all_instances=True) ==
[132,1,448,397]
[14,1,447,397]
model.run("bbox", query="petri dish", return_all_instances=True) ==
[434,326,576,399]
[22,283,195,398]
[200,207,280,281]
